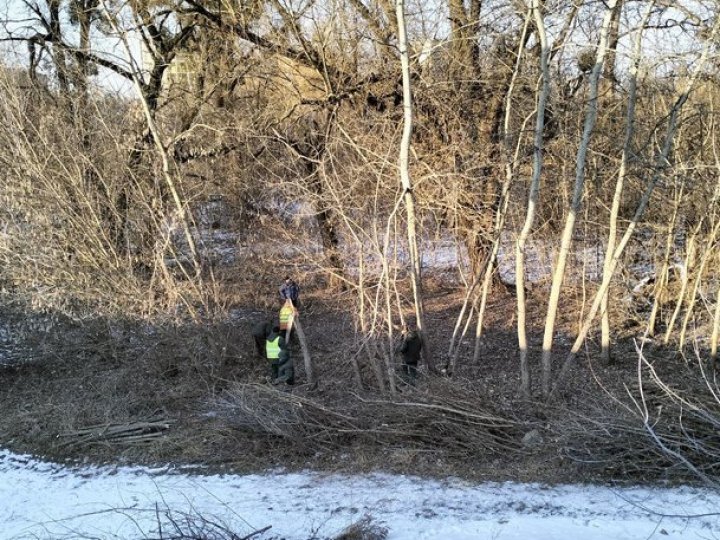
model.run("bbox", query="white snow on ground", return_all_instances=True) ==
[1,450,719,540]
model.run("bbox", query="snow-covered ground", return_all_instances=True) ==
[1,450,718,540]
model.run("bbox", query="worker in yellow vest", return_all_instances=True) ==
[265,326,286,379]
[251,319,273,358]
[279,299,295,339]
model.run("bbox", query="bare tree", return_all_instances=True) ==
[395,0,433,372]
[601,0,653,362]
[100,1,202,283]
[515,0,550,397]
[550,13,720,398]
[540,0,620,397]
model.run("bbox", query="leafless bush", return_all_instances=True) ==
[332,516,388,540]
[142,504,272,540]
[631,345,720,486]
[558,400,684,482]
[142,508,385,540]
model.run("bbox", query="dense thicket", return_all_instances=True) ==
[3,0,720,483]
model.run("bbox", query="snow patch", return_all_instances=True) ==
[1,450,718,539]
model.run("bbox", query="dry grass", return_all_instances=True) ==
[1,288,720,486]
[0,292,533,479]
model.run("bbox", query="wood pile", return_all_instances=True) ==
[58,420,172,449]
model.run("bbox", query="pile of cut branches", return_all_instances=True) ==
[558,372,720,484]
[211,380,528,459]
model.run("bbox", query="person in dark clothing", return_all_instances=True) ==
[396,324,422,384]
[251,320,274,358]
[274,347,295,385]
[279,276,300,308]
[265,326,287,380]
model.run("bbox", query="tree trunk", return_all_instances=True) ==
[603,0,623,91]
[291,315,314,386]
[49,0,71,96]
[310,165,345,284]
[678,221,720,349]
[449,0,473,81]
[709,112,720,364]
[711,248,720,363]
[396,0,433,372]
[661,204,694,344]
[646,184,683,337]
[471,8,533,370]
[540,0,619,397]
[601,1,651,362]
[515,0,550,398]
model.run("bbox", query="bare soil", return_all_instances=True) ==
[0,277,709,485]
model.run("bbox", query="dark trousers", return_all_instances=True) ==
[254,335,265,357]
[269,359,280,379]
[401,360,418,384]
[277,357,294,385]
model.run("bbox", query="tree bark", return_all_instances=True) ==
[678,220,720,349]
[291,314,314,385]
[603,0,623,91]
[646,184,683,337]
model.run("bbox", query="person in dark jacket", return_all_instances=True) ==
[265,326,287,380]
[251,319,274,358]
[274,347,295,385]
[279,276,300,308]
[396,324,422,384]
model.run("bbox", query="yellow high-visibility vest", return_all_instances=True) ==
[279,305,293,331]
[266,336,281,359]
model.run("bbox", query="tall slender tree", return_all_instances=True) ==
[540,0,620,397]
[395,0,433,372]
